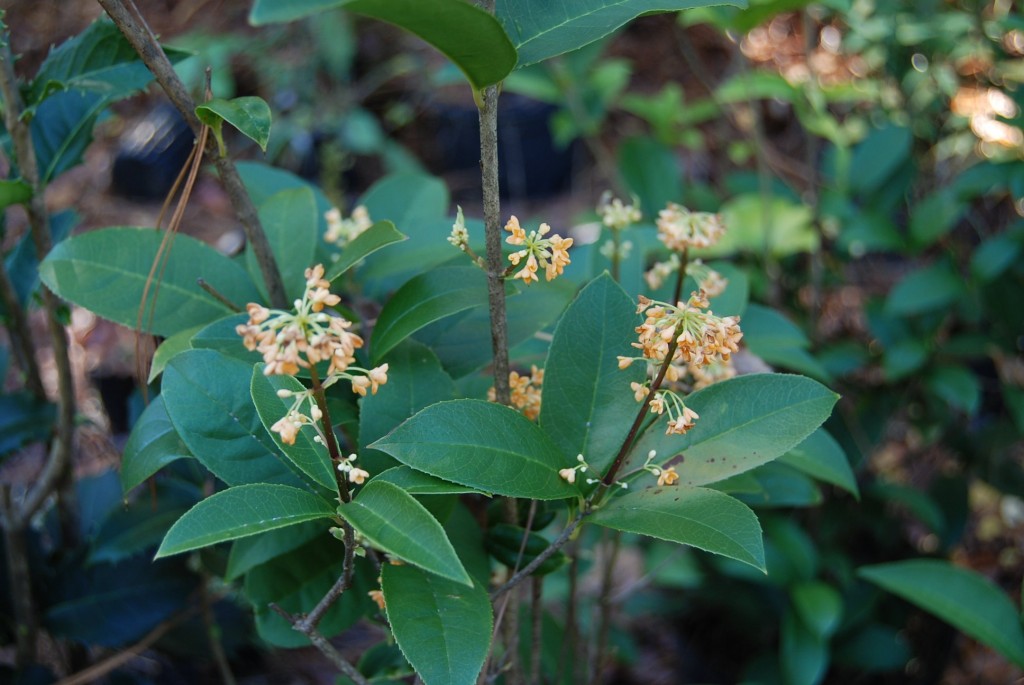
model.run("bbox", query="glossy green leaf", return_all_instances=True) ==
[27,18,189,106]
[885,260,964,316]
[382,563,492,685]
[371,267,489,363]
[791,581,843,639]
[631,374,838,486]
[909,191,965,248]
[359,341,457,474]
[31,90,107,183]
[324,220,407,282]
[338,480,470,584]
[498,0,741,67]
[619,135,682,218]
[591,485,765,571]
[781,607,829,685]
[860,560,1024,667]
[0,179,31,210]
[225,520,327,581]
[370,399,577,500]
[90,482,199,565]
[236,160,334,215]
[162,349,301,486]
[778,428,858,498]
[251,0,515,90]
[190,314,262,365]
[374,466,480,495]
[741,304,831,381]
[729,462,822,508]
[246,187,317,302]
[157,484,336,557]
[39,227,261,337]
[147,325,202,384]
[540,274,644,474]
[196,96,272,152]
[0,393,56,457]
[251,368,338,493]
[120,395,193,493]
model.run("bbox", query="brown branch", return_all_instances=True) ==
[0,19,76,529]
[491,510,586,601]
[270,604,369,685]
[55,607,199,685]
[0,259,45,398]
[0,488,37,667]
[297,524,356,632]
[96,0,288,309]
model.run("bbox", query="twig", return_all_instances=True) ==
[200,572,237,685]
[529,576,543,684]
[0,259,45,398]
[593,530,622,678]
[491,510,586,601]
[54,607,199,685]
[197,278,242,312]
[0,488,37,666]
[269,604,370,685]
[297,524,356,632]
[97,0,288,309]
[0,18,76,529]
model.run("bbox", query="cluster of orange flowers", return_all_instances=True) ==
[489,366,544,421]
[656,203,725,252]
[505,216,573,284]
[236,265,388,454]
[324,205,373,248]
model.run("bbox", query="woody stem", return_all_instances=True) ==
[308,365,352,503]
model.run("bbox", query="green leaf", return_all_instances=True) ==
[39,227,261,337]
[498,0,742,68]
[631,374,839,486]
[90,482,199,565]
[324,220,407,282]
[713,193,818,258]
[156,484,336,558]
[373,466,481,495]
[251,0,515,91]
[162,349,301,486]
[618,135,682,218]
[971,232,1021,282]
[251,368,338,493]
[885,260,964,316]
[847,124,913,196]
[382,563,492,685]
[225,520,326,581]
[540,274,644,474]
[190,314,262,365]
[249,0,344,23]
[246,187,317,302]
[120,395,193,493]
[926,365,981,415]
[147,325,202,384]
[778,428,858,498]
[728,462,822,508]
[591,485,765,571]
[30,90,107,183]
[196,96,272,152]
[909,191,965,248]
[781,607,829,685]
[338,480,470,585]
[791,581,843,639]
[0,179,31,210]
[371,266,489,363]
[359,340,456,474]
[859,560,1024,668]
[0,393,56,457]
[741,304,831,381]
[370,399,577,499]
[27,18,189,106]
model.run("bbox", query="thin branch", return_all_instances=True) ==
[0,488,36,667]
[529,576,543,684]
[477,81,511,406]
[0,259,45,398]
[55,606,199,685]
[270,604,370,685]
[297,524,356,632]
[96,0,288,309]
[0,20,76,529]
[491,510,587,601]
[197,278,242,312]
